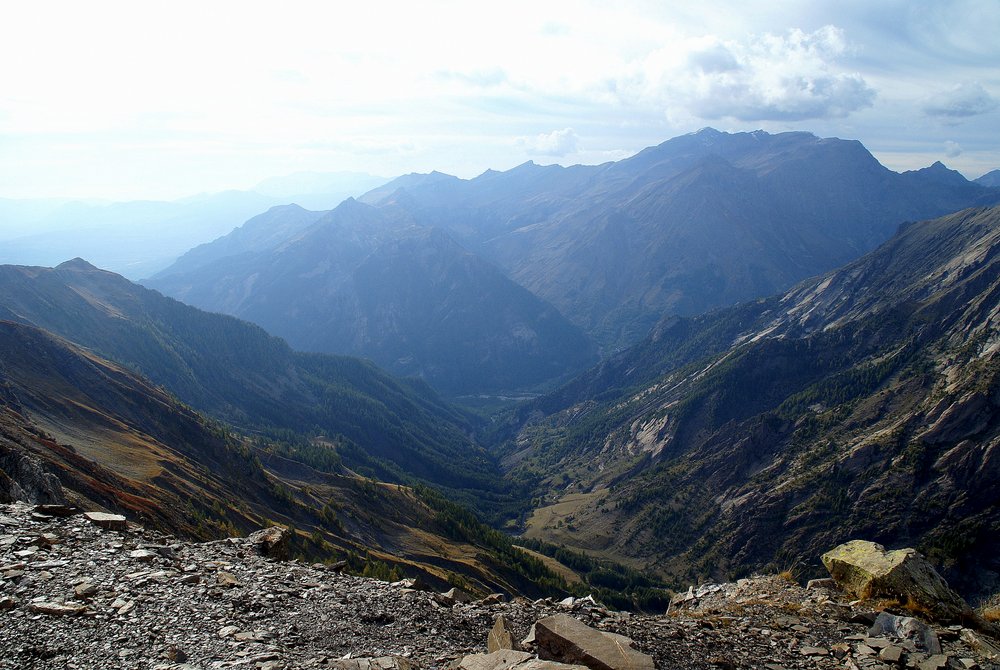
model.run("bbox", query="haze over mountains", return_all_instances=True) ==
[149,129,998,397]
[0,172,386,279]
[2,128,1000,608]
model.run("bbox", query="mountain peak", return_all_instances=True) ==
[56,258,100,272]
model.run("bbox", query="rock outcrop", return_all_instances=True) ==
[247,526,291,561]
[822,540,974,623]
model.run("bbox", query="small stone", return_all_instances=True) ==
[879,645,903,663]
[74,582,99,598]
[219,625,240,638]
[916,656,948,670]
[27,601,87,616]
[33,504,79,517]
[807,578,837,589]
[800,647,828,657]
[217,571,241,587]
[956,659,979,669]
[830,643,851,659]
[855,644,876,656]
[129,549,157,562]
[117,600,135,615]
[164,646,188,663]
[0,596,16,610]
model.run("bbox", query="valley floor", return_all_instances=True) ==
[1,502,997,670]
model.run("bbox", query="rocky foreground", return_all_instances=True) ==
[1,502,998,670]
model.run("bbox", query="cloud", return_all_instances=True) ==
[923,82,998,118]
[519,128,579,157]
[944,141,962,158]
[627,26,876,122]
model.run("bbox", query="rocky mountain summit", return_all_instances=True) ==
[3,503,998,670]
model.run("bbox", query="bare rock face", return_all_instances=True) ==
[0,448,65,505]
[821,540,973,623]
[247,525,290,561]
[534,614,655,670]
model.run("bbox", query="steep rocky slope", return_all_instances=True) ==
[500,205,1000,598]
[0,320,595,596]
[2,502,998,669]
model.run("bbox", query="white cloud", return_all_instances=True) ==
[923,82,998,118]
[944,141,963,158]
[519,128,580,157]
[623,26,876,122]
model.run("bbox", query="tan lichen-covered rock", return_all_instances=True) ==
[488,615,521,653]
[534,614,655,670]
[821,540,972,623]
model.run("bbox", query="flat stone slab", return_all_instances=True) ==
[534,614,655,670]
[83,512,127,531]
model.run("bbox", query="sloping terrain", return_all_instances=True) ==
[147,199,596,395]
[501,205,1000,599]
[0,320,589,595]
[3,502,999,669]
[0,259,496,493]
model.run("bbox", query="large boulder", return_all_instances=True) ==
[534,614,655,670]
[247,525,290,560]
[821,540,973,623]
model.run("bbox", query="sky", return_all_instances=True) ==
[1,0,998,201]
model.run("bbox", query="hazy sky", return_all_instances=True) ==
[2,0,998,200]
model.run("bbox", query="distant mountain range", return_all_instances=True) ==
[148,130,998,398]
[148,199,596,396]
[977,169,1000,188]
[498,204,1000,598]
[0,172,386,279]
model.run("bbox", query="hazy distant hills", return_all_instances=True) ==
[0,259,496,492]
[977,169,1000,188]
[0,172,387,279]
[501,204,1000,595]
[364,129,999,348]
[148,199,596,396]
[151,131,998,398]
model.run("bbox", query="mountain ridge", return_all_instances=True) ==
[498,204,1000,598]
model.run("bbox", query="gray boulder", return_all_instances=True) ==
[821,540,973,623]
[247,526,290,561]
